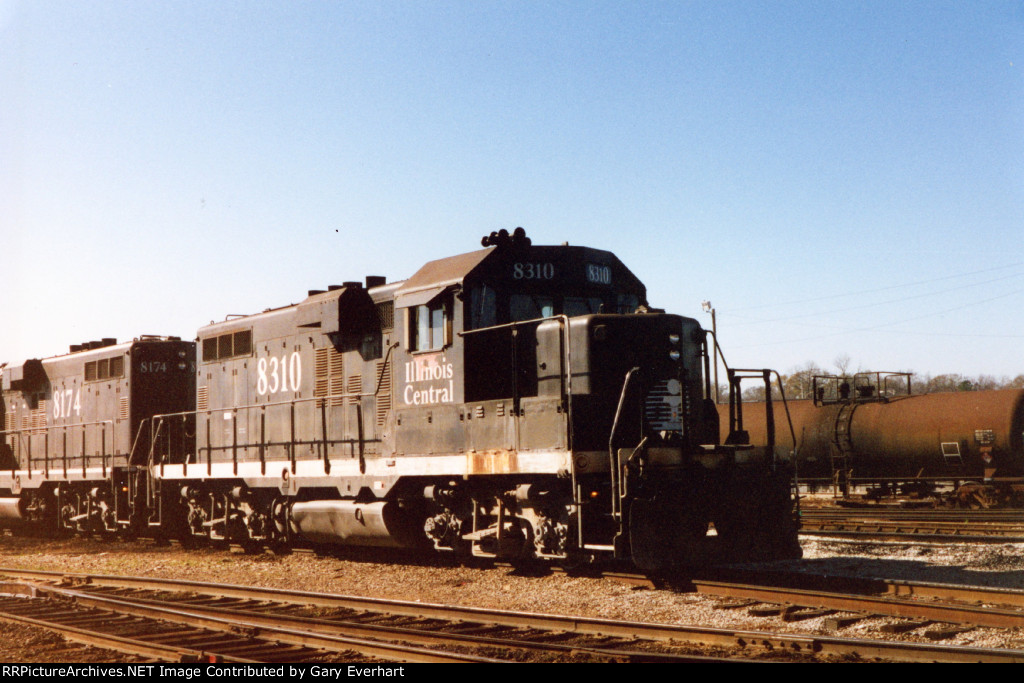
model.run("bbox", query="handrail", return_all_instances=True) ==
[723,367,801,512]
[456,314,561,335]
[1,420,117,480]
[129,419,152,466]
[608,367,640,520]
[373,342,400,396]
[149,390,378,422]
[145,388,384,476]
[145,416,167,469]
[0,418,116,437]
[766,369,798,459]
[702,328,732,395]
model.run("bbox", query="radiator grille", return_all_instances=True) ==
[644,379,683,432]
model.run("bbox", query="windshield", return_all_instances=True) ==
[469,285,641,328]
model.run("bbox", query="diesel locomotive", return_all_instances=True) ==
[1,230,802,573]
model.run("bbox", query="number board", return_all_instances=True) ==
[512,262,555,280]
[585,263,612,285]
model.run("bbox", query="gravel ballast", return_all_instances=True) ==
[0,534,1020,661]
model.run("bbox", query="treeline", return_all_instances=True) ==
[725,359,1024,402]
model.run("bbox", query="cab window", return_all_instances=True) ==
[510,294,553,322]
[469,285,497,330]
[410,297,450,351]
[564,297,604,317]
[616,294,640,314]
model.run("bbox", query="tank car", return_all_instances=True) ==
[719,372,1024,506]
[0,337,195,531]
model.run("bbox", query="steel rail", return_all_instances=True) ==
[561,566,1024,614]
[29,584,504,664]
[37,585,741,664]
[799,509,1024,541]
[881,580,1024,608]
[0,596,250,663]
[688,579,1024,629]
[2,569,1022,663]
[801,509,1024,521]
[702,568,1024,610]
[800,527,1024,543]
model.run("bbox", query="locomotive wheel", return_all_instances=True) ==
[268,497,292,553]
[159,495,199,547]
[228,515,262,554]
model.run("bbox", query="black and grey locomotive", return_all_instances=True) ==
[1,231,801,573]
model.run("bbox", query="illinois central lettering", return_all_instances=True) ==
[403,355,455,405]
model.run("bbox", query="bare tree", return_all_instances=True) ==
[782,361,823,400]
[742,385,767,402]
[975,374,1000,391]
[833,353,852,376]
[926,374,969,393]
[770,361,1024,399]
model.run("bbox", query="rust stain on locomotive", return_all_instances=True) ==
[467,449,520,475]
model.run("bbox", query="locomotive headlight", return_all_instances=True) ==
[178,362,187,370]
[669,333,681,360]
[178,350,187,358]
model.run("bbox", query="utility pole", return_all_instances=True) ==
[701,300,718,404]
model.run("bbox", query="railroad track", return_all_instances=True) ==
[799,508,1024,542]
[1,569,1022,663]
[0,580,469,663]
[816,509,1024,522]
[605,566,1024,630]
[688,578,1024,630]
[0,573,738,663]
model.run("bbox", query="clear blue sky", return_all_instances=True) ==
[2,1,1022,379]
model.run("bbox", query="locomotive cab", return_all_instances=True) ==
[386,230,800,572]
